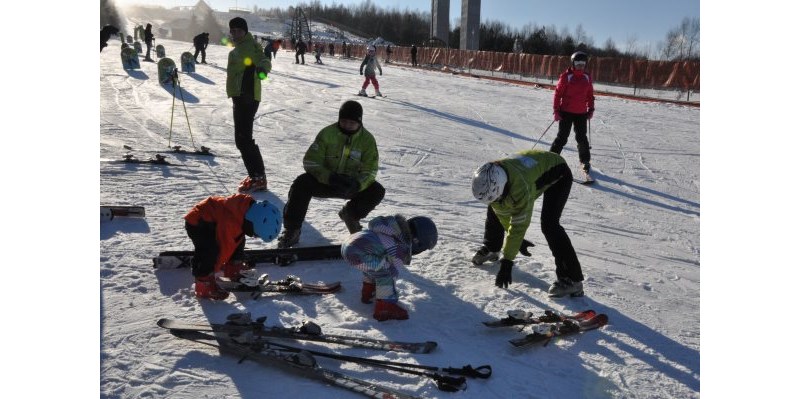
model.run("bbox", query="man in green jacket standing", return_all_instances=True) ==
[227,17,271,193]
[277,100,385,248]
[471,149,585,297]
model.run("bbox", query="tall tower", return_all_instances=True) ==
[460,0,481,50]
[430,0,449,44]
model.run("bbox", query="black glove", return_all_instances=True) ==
[495,259,513,288]
[519,239,535,256]
[329,173,359,196]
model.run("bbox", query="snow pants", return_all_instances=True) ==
[232,96,265,178]
[193,46,206,63]
[550,111,591,167]
[282,172,385,231]
[362,76,379,90]
[481,163,583,282]
[185,220,245,277]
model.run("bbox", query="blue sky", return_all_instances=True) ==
[114,0,699,49]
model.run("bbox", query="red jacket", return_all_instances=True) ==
[553,68,595,114]
[184,194,254,271]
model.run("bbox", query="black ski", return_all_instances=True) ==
[154,244,343,269]
[167,329,423,399]
[508,313,608,348]
[157,315,437,354]
[483,309,596,328]
[574,169,595,185]
[217,274,342,296]
[124,144,215,157]
[100,205,145,222]
[173,329,487,392]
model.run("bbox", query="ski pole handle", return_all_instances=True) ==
[443,364,492,378]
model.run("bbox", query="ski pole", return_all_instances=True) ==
[168,77,177,147]
[588,119,592,149]
[175,73,197,149]
[259,339,490,391]
[531,120,556,150]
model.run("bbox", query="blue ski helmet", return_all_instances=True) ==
[408,216,438,255]
[245,201,282,241]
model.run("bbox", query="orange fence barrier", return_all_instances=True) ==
[313,43,699,92]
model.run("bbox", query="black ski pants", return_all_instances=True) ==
[185,221,245,277]
[193,46,206,63]
[550,111,591,167]
[282,173,385,231]
[232,96,265,178]
[481,164,583,281]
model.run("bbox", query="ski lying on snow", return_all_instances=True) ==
[100,205,145,221]
[124,144,215,157]
[216,274,341,296]
[167,329,423,399]
[483,309,595,327]
[158,315,437,354]
[508,313,608,348]
[171,328,487,392]
[153,244,343,269]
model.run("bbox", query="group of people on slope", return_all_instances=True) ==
[112,17,595,321]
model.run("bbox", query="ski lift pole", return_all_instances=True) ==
[531,120,556,150]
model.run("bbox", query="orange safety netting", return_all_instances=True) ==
[307,43,699,91]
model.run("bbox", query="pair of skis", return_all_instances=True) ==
[159,313,489,397]
[159,313,437,354]
[483,309,608,347]
[217,273,341,297]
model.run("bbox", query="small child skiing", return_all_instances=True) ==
[184,194,282,300]
[341,215,438,321]
[314,43,323,64]
[358,45,383,97]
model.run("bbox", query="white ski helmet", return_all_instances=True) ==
[471,163,508,204]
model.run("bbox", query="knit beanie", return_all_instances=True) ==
[339,101,363,123]
[229,17,248,33]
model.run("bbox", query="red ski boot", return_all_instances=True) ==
[373,299,409,321]
[194,275,229,300]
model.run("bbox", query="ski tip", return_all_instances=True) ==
[156,318,170,328]
[421,341,438,353]
[591,313,609,327]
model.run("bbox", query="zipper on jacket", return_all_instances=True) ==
[337,136,353,173]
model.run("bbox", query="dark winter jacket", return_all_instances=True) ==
[553,68,595,115]
[100,25,119,52]
[184,194,255,270]
[193,33,209,49]
[302,122,379,192]
[144,24,154,45]
[296,41,307,54]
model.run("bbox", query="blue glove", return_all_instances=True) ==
[495,259,513,288]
